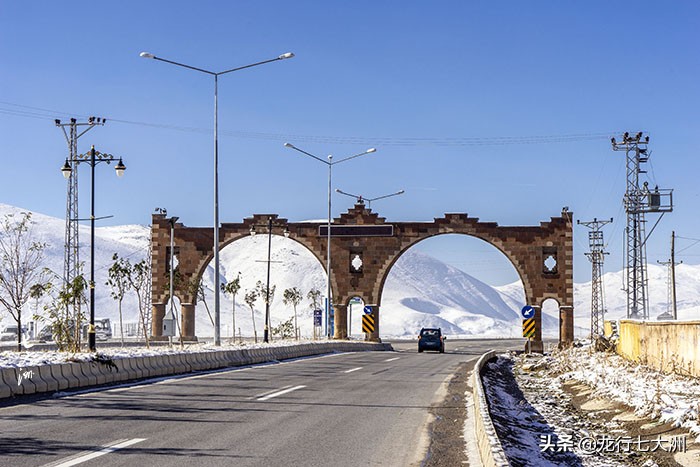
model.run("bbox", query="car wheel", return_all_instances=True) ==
[418,348,423,353]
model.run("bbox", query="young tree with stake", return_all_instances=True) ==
[283,287,303,340]
[221,272,242,342]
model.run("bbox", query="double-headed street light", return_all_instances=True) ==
[61,145,126,351]
[250,217,290,343]
[141,50,294,345]
[283,143,377,338]
[335,188,405,209]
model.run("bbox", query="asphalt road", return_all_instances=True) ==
[0,338,524,467]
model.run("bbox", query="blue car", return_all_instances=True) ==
[418,328,445,353]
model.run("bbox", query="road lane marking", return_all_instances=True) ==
[344,367,363,373]
[48,438,146,467]
[384,357,400,362]
[257,385,306,401]
[250,385,292,400]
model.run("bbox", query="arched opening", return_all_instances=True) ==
[541,298,561,340]
[193,234,327,340]
[346,296,366,339]
[380,234,526,339]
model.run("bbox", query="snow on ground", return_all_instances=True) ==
[546,344,700,444]
[483,347,700,466]
[0,339,325,369]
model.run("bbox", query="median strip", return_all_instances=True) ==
[256,385,306,401]
[48,438,147,467]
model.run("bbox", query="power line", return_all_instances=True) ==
[0,100,622,148]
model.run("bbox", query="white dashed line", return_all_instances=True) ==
[48,438,147,467]
[384,357,400,362]
[344,367,363,373]
[250,385,292,400]
[256,385,306,401]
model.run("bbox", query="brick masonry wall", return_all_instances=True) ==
[151,205,574,348]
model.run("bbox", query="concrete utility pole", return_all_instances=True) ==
[578,218,612,338]
[611,132,673,320]
[658,231,681,320]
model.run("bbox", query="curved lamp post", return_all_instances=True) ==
[61,145,126,351]
[140,50,294,345]
[283,143,377,338]
[335,188,405,209]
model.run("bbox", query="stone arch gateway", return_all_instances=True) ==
[150,204,574,352]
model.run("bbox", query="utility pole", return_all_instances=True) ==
[578,218,612,338]
[657,231,681,320]
[611,132,673,320]
[55,117,105,324]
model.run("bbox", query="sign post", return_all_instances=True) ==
[521,305,536,353]
[362,305,375,339]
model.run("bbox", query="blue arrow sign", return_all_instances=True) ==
[521,305,535,319]
[364,305,373,315]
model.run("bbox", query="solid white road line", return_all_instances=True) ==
[256,385,306,401]
[343,367,363,374]
[384,357,400,362]
[48,438,147,467]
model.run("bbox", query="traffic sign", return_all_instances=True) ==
[362,314,375,333]
[523,318,535,338]
[521,305,535,319]
[313,309,322,327]
[363,305,373,315]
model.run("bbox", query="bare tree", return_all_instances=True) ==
[307,288,322,340]
[244,289,259,343]
[0,212,48,351]
[255,280,276,340]
[127,258,151,348]
[283,287,303,340]
[106,253,130,346]
[221,272,242,342]
[307,288,322,311]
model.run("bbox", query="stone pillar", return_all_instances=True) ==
[151,303,166,338]
[368,305,381,342]
[181,303,196,341]
[333,303,348,339]
[559,306,574,347]
[528,306,544,353]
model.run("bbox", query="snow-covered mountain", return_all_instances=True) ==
[3,203,699,340]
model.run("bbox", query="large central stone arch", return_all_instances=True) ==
[150,204,574,351]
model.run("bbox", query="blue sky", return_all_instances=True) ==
[1,1,699,285]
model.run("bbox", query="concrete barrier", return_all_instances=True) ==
[472,350,510,467]
[0,368,12,398]
[61,363,82,389]
[0,341,392,400]
[49,364,69,391]
[16,366,39,395]
[37,366,57,392]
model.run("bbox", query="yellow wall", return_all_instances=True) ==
[612,320,700,377]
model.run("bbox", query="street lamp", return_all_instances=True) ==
[141,50,294,346]
[61,145,126,352]
[335,188,405,209]
[250,217,289,343]
[283,143,377,338]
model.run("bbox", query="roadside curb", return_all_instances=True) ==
[473,350,510,467]
[1,341,392,400]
